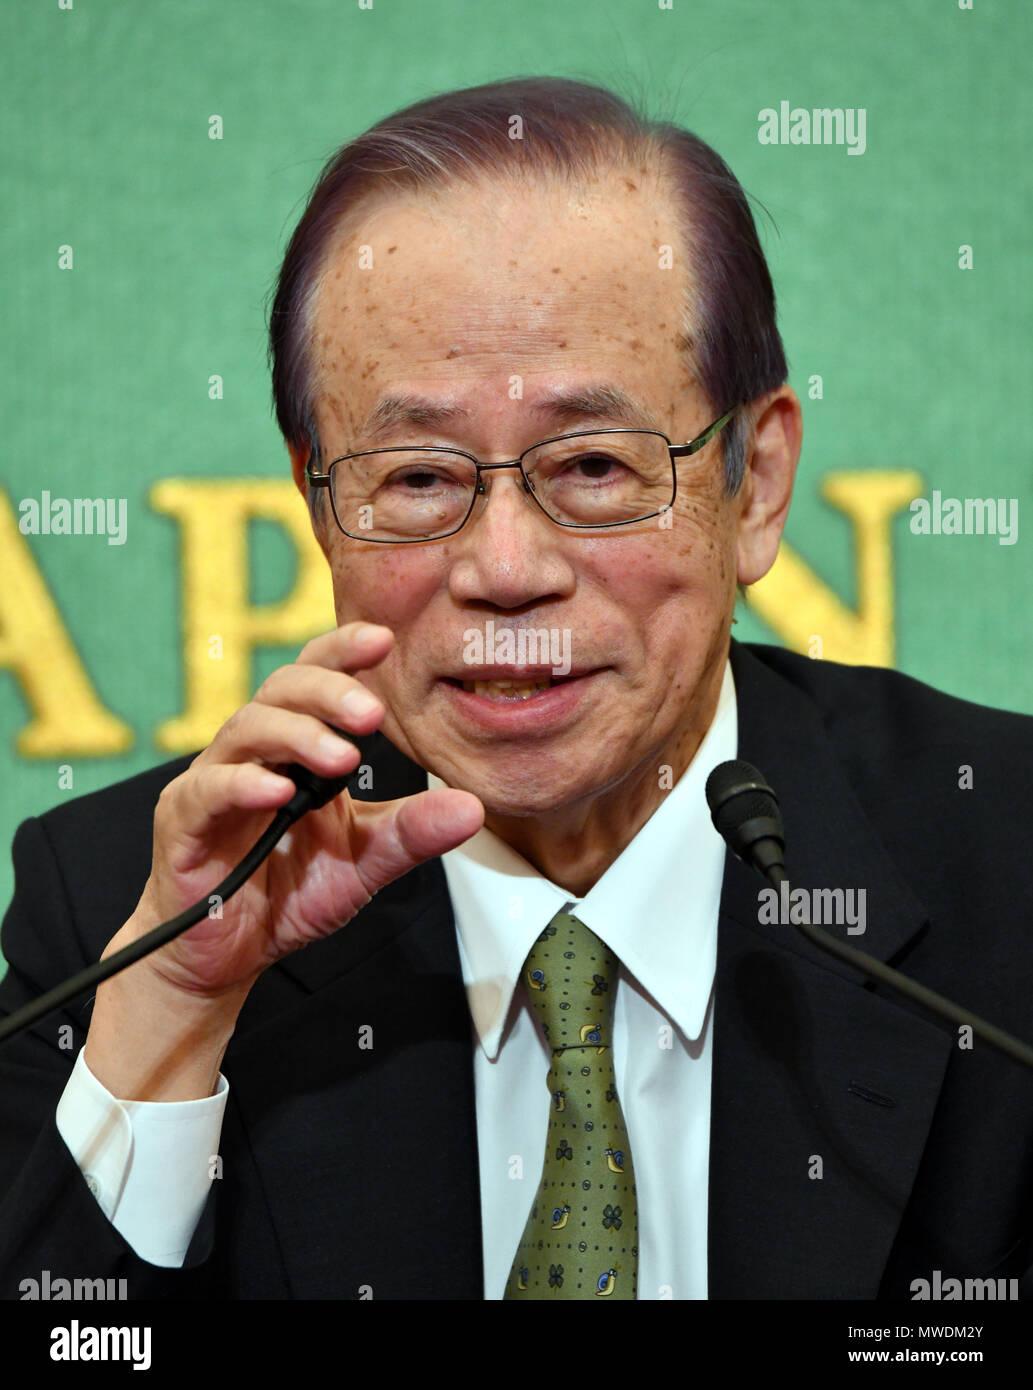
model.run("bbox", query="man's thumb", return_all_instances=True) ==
[355,787,484,893]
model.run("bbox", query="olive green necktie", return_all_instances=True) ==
[504,908,638,1300]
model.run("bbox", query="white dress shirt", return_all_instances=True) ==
[55,661,737,1296]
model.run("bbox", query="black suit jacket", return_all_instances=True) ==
[2,640,1033,1300]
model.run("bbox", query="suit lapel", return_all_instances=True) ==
[707,642,955,1296]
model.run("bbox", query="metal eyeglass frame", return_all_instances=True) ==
[305,405,739,542]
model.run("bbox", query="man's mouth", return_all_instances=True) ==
[442,672,582,701]
[461,677,554,700]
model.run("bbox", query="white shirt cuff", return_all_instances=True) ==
[55,1046,229,1268]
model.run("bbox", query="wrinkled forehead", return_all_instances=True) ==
[306,166,700,443]
[312,156,683,281]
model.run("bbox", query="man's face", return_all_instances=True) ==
[303,167,762,823]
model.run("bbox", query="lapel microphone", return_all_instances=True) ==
[281,735,356,815]
[705,759,1033,1072]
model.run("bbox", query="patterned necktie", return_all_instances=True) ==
[504,908,638,1300]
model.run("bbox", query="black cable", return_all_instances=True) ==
[0,790,315,1048]
[766,864,1033,1070]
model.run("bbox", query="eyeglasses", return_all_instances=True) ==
[306,407,738,543]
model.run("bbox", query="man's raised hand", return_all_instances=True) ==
[83,623,483,1101]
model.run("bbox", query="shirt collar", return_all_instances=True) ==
[429,658,738,1059]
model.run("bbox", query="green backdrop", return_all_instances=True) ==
[2,0,1031,970]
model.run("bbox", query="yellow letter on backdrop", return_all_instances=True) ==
[0,490,132,755]
[152,480,335,752]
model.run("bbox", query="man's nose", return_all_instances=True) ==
[446,466,576,609]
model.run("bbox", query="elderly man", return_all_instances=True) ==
[1,77,1032,1302]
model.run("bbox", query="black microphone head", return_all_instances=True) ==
[705,759,785,874]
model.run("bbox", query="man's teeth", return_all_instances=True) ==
[461,677,554,699]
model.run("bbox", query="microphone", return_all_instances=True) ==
[280,758,354,815]
[705,758,1033,1072]
[704,761,784,878]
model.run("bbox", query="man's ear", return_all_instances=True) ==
[288,437,332,556]
[288,439,311,500]
[735,386,802,587]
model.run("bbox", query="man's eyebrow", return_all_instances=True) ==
[361,384,662,442]
[534,384,661,430]
[362,394,470,441]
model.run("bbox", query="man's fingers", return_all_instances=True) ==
[252,663,384,733]
[158,763,300,850]
[295,621,394,672]
[201,704,366,776]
